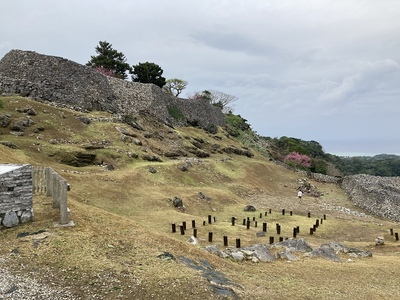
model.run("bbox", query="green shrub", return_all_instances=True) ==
[168,106,185,120]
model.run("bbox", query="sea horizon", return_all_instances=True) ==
[321,139,400,157]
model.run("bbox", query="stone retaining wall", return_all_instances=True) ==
[0,50,225,131]
[0,164,33,227]
[341,174,400,222]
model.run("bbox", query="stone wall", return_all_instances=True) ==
[0,50,225,131]
[0,164,33,228]
[341,174,400,222]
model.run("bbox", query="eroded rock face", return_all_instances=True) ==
[341,174,400,222]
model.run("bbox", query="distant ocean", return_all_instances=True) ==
[320,140,400,157]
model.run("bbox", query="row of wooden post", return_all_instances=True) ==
[173,212,400,245]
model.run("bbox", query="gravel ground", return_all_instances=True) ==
[0,257,79,300]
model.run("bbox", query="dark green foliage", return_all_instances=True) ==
[131,62,166,88]
[86,41,132,79]
[326,154,400,176]
[224,113,251,137]
[270,137,325,158]
[310,158,328,174]
[167,106,185,121]
[0,99,3,110]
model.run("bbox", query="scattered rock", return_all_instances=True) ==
[142,154,162,162]
[375,236,385,245]
[2,211,19,228]
[76,115,91,124]
[0,141,17,149]
[172,196,183,208]
[0,112,11,127]
[198,192,211,201]
[157,251,174,260]
[244,205,256,212]
[187,236,198,245]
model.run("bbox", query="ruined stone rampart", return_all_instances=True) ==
[0,50,224,130]
[341,174,400,222]
[0,164,33,227]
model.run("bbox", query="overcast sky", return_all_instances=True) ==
[1,1,399,156]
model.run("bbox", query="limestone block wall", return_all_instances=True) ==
[341,174,400,222]
[0,50,225,131]
[0,164,33,227]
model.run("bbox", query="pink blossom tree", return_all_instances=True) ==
[95,66,118,78]
[284,152,312,168]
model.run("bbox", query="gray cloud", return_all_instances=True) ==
[1,0,400,155]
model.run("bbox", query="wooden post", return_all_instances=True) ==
[390,228,394,235]
[246,219,250,229]
[320,218,323,225]
[316,219,319,228]
[323,214,326,220]
[172,223,176,233]
[243,219,246,226]
[208,215,212,224]
[310,228,314,235]
[269,236,274,244]
[296,226,300,234]
[265,211,267,216]
[203,221,206,226]
[208,232,213,242]
[255,221,258,228]
[308,211,311,218]
[192,220,196,228]
[253,216,256,221]
[395,232,399,241]
[279,237,284,242]
[260,213,262,218]
[263,222,267,232]
[223,236,228,247]
[313,224,317,232]
[180,226,185,235]
[290,211,293,216]
[193,228,197,238]
[276,224,281,235]
[236,238,241,248]
[182,221,187,230]
[231,217,236,226]
[269,209,272,214]
[282,209,285,215]
[293,227,297,238]
[214,216,217,223]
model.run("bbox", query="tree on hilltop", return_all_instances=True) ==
[86,41,132,79]
[131,62,166,88]
[163,78,188,97]
[189,90,237,113]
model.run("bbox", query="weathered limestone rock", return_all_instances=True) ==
[2,211,19,227]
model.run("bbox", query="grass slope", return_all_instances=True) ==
[1,96,400,299]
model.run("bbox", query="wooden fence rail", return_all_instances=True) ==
[32,166,69,225]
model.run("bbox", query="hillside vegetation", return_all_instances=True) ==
[1,96,400,299]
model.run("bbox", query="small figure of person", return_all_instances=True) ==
[297,190,303,199]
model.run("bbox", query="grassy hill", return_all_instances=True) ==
[1,96,400,299]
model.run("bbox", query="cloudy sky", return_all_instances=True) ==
[1,1,399,156]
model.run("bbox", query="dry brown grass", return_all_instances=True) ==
[1,96,400,299]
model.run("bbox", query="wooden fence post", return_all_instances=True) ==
[208,232,213,242]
